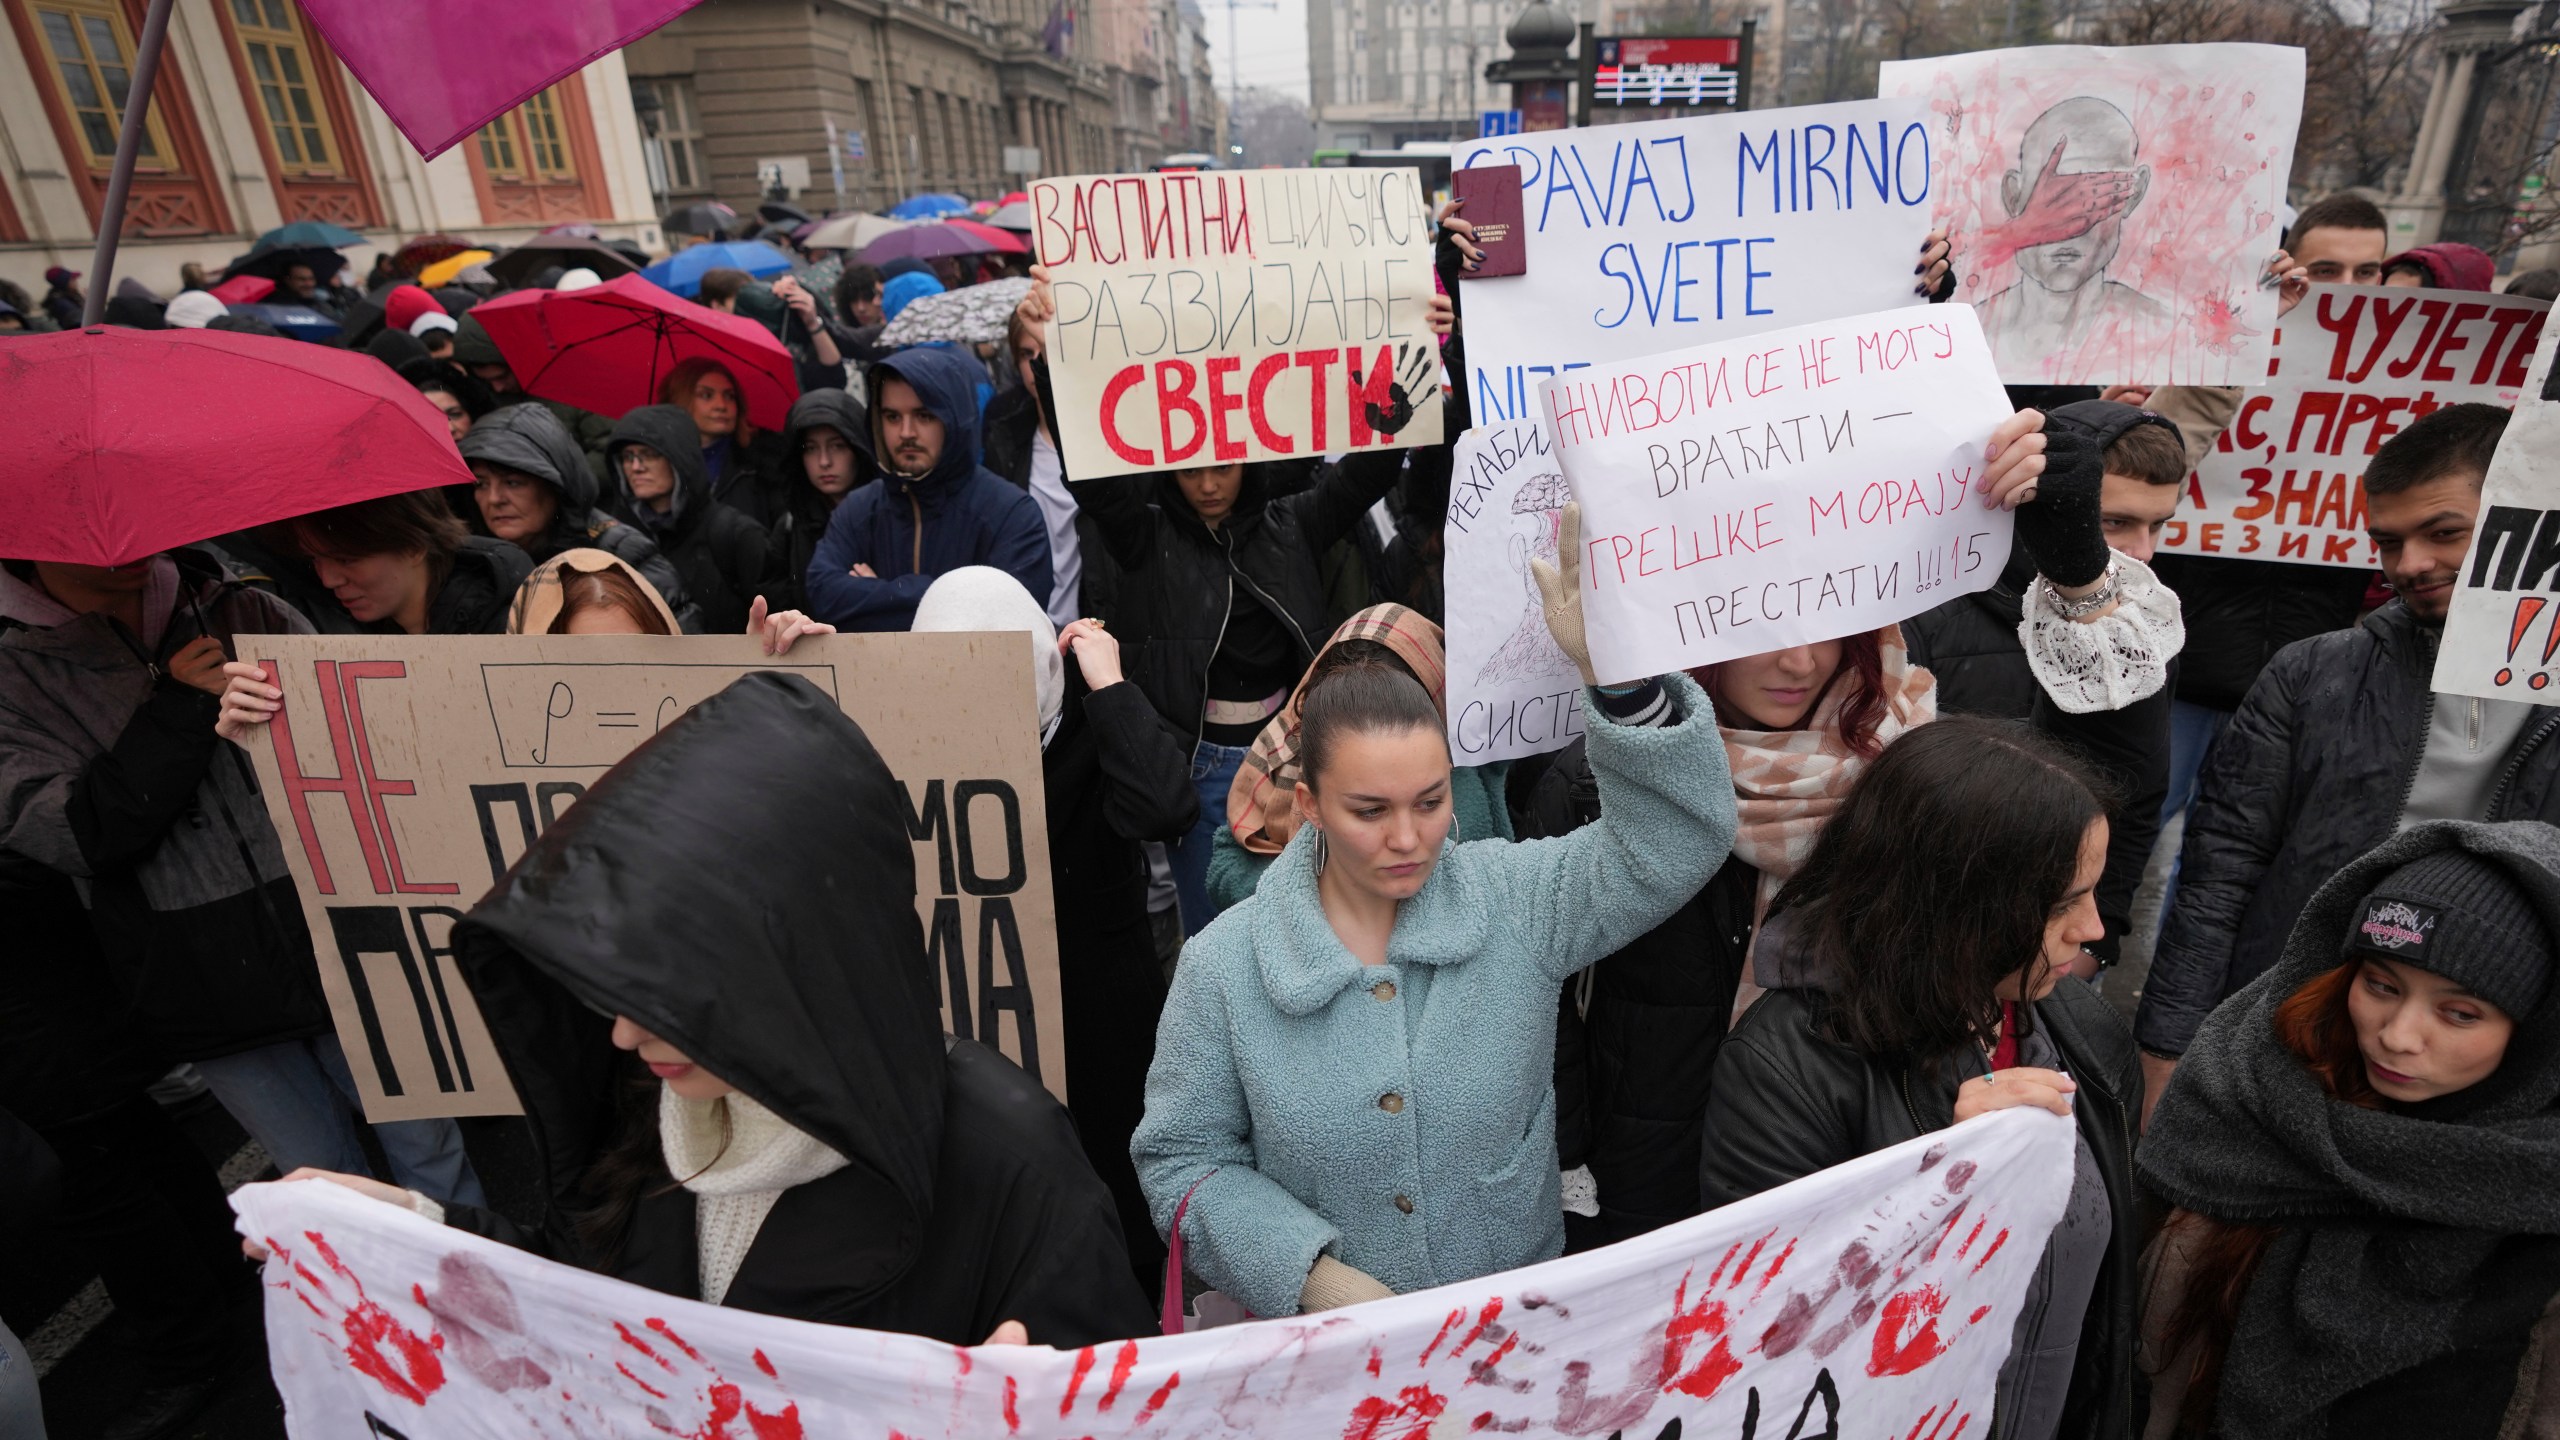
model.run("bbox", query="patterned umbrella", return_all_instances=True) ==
[876,277,1033,348]
[417,249,495,288]
[391,233,477,273]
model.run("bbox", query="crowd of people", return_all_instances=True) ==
[5,182,2560,1440]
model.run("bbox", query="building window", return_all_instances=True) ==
[633,76,702,191]
[226,0,337,174]
[31,0,173,169]
[477,86,578,184]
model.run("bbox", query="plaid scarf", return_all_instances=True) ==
[1226,604,1448,856]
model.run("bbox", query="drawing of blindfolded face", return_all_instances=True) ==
[2001,97,2151,295]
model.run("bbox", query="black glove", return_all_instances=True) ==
[2010,414,2110,588]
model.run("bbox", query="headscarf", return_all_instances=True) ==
[909,566,1065,743]
[1225,604,1447,856]
[505,549,680,635]
[164,291,226,329]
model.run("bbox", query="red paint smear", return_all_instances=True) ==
[675,1382,803,1440]
[1706,1243,1742,1288]
[1003,1376,1021,1433]
[1344,1384,1448,1440]
[1367,1345,1383,1378]
[1062,1345,1097,1415]
[1466,1332,1520,1385]
[617,1362,669,1400]
[1099,1341,1139,1413]
[1725,1230,1773,1290]
[1954,1217,1987,1260]
[646,1317,708,1365]
[1970,1306,1992,1325]
[342,1296,446,1406]
[1452,1298,1503,1358]
[1869,1286,1953,1377]
[753,1349,778,1380]
[1658,1274,1742,1401]
[1752,1238,1799,1298]
[1903,1403,1945,1440]
[1971,1229,2011,1275]
[1923,1201,1970,1263]
[617,1322,676,1373]
[1948,1413,1972,1440]
[1135,1371,1181,1427]
[1419,1307,1465,1366]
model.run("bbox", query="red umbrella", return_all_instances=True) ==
[469,272,797,432]
[208,274,274,305]
[3,327,472,568]
[942,218,1029,255]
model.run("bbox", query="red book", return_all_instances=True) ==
[1451,165,1527,278]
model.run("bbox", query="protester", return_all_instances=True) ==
[274,260,343,320]
[457,403,700,630]
[1133,521,1739,1317]
[449,313,616,472]
[911,568,1195,1290]
[0,549,486,1213]
[1212,606,1510,910]
[2140,821,2560,1438]
[255,671,1156,1345]
[415,369,490,444]
[2382,241,2497,291]
[804,346,1049,631]
[659,356,791,526]
[275,488,533,634]
[162,289,226,329]
[2141,404,2560,1122]
[695,267,753,312]
[761,389,874,611]
[981,303,1089,627]
[605,405,769,634]
[0,1104,54,1439]
[1700,718,2141,1440]
[505,547,682,635]
[42,265,83,328]
[0,299,27,333]
[2508,268,2560,302]
[882,268,943,324]
[771,272,851,390]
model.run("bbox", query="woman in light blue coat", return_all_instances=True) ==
[1132,508,1738,1318]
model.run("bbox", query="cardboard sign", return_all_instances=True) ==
[241,634,1065,1121]
[237,1105,2073,1439]
[1030,168,1447,480]
[1444,420,1589,763]
[1540,304,2015,685]
[2431,321,2560,700]
[1452,100,1937,425]
[2161,286,2550,568]
[1879,44,2305,386]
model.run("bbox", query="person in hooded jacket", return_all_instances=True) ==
[260,671,1156,1347]
[275,489,532,635]
[605,405,769,635]
[2139,820,2560,1439]
[911,567,1196,1292]
[762,389,875,612]
[804,346,1050,632]
[459,403,702,632]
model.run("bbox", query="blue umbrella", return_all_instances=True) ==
[228,302,343,341]
[254,219,367,251]
[888,193,972,220]
[638,240,795,298]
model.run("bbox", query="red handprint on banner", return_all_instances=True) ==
[609,1314,804,1440]
[266,1229,448,1408]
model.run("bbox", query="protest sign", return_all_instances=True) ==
[240,634,1065,1121]
[2431,320,2560,701]
[1453,101,1936,425]
[1030,168,1447,480]
[1539,303,2015,685]
[2160,285,2549,568]
[1879,44,2306,386]
[1444,420,1590,764]
[237,1104,2072,1439]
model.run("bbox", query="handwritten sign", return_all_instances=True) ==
[1453,101,1936,425]
[2161,285,2550,568]
[237,1106,2072,1439]
[242,634,1065,1121]
[2432,321,2560,701]
[1031,168,1447,480]
[1444,420,1589,763]
[1540,304,2014,684]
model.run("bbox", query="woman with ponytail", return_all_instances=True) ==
[2138,820,2560,1438]
[1131,507,1739,1318]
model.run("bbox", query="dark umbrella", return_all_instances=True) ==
[220,245,346,285]
[857,225,994,265]
[757,200,814,227]
[483,236,645,288]
[254,219,366,250]
[227,302,343,342]
[391,233,477,273]
[604,238,651,268]
[662,201,737,239]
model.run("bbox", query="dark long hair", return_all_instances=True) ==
[1299,658,1444,788]
[1696,628,1891,756]
[1771,716,2107,1068]
[573,1062,736,1269]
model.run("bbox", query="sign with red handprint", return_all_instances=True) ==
[238,1108,2072,1439]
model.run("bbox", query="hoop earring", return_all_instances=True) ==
[1312,825,1328,877]
[1451,811,1462,845]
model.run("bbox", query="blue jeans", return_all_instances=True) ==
[194,1034,486,1208]
[2154,700,2234,932]
[0,1317,41,1440]
[1171,740,1251,935]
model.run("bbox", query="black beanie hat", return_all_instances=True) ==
[2346,848,2557,1018]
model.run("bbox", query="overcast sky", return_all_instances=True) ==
[1200,0,1313,104]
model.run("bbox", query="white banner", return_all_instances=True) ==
[2433,321,2560,701]
[1454,101,1936,426]
[1878,44,2306,387]
[2161,286,2550,569]
[1445,420,1590,764]
[238,1109,2071,1439]
[1540,304,2015,685]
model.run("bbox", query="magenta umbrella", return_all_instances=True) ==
[470,273,798,432]
[858,224,1000,265]
[3,327,471,568]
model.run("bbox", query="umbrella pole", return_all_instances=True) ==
[80,0,176,327]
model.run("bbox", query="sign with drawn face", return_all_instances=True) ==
[1880,44,2305,386]
[2432,321,2560,701]
[240,633,1064,1121]
[237,1107,2073,1439]
[1444,420,1590,764]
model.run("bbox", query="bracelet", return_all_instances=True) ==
[2044,559,2121,620]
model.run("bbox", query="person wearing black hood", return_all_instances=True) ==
[260,672,1156,1346]
[804,346,1050,631]
[605,405,769,635]
[762,389,874,611]
[448,313,615,481]
[277,489,533,635]
[458,404,701,631]
[2139,820,2560,1439]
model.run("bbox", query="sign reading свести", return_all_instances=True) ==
[1542,304,2015,686]
[1031,168,1447,481]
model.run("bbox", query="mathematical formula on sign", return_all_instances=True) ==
[480,663,840,768]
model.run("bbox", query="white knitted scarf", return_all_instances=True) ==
[659,1088,849,1306]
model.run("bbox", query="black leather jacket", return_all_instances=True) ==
[1703,979,2142,1440]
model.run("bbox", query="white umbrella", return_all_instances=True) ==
[986,200,1033,233]
[804,212,909,252]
